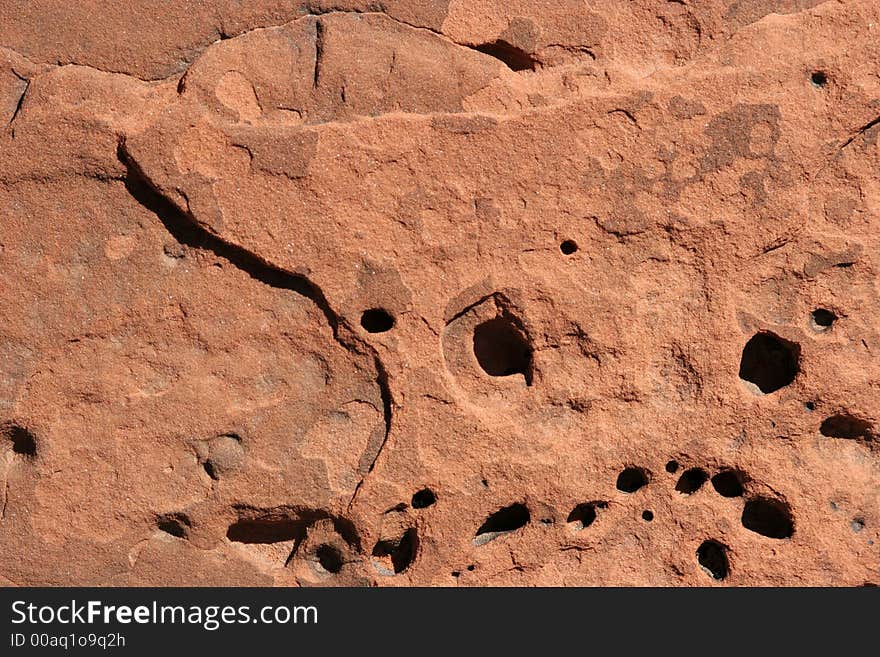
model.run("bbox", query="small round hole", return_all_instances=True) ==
[642,510,654,522]
[360,308,395,333]
[811,308,836,331]
[697,540,729,580]
[675,468,708,495]
[710,470,744,498]
[810,71,828,88]
[804,401,816,412]
[2,423,37,458]
[411,488,436,509]
[567,502,600,530]
[560,240,578,255]
[316,544,344,573]
[616,467,649,493]
[665,460,679,474]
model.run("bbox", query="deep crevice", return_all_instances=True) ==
[157,513,191,538]
[819,414,874,440]
[372,527,418,574]
[471,40,538,71]
[6,72,29,136]
[117,140,394,509]
[313,18,325,89]
[840,113,880,150]
[226,507,361,553]
[315,543,343,573]
[226,516,303,544]
[474,503,530,545]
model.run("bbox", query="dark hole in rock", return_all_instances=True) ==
[616,467,648,493]
[851,518,865,533]
[804,401,816,411]
[361,308,395,333]
[811,308,836,330]
[316,544,344,574]
[411,488,436,509]
[675,468,708,495]
[697,540,729,580]
[711,470,744,498]
[474,503,530,545]
[203,460,219,480]
[819,414,873,440]
[566,502,603,530]
[560,240,578,255]
[810,71,828,87]
[665,460,679,474]
[372,528,418,574]
[473,316,533,384]
[2,423,37,458]
[738,332,800,394]
[467,564,475,571]
[157,513,191,538]
[642,510,654,522]
[742,497,794,539]
[474,40,537,71]
[226,517,301,544]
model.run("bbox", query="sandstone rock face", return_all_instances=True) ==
[1,1,878,586]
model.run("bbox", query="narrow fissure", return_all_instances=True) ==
[117,140,394,509]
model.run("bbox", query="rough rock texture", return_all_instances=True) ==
[1,1,878,587]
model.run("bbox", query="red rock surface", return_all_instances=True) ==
[1,1,878,586]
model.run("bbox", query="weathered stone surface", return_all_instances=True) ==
[0,1,878,586]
